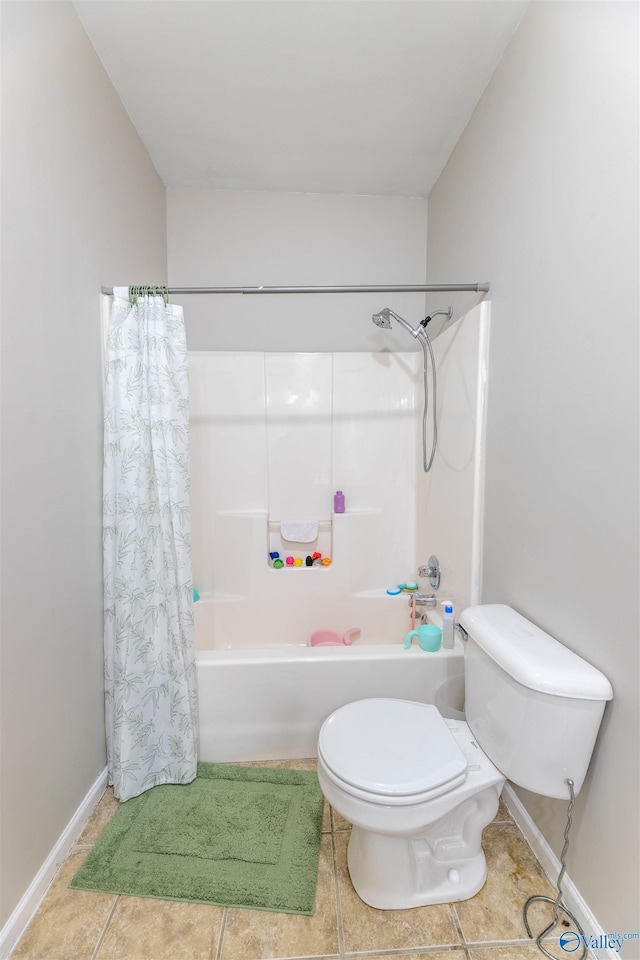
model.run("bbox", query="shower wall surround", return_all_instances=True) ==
[417,302,491,613]
[189,351,421,648]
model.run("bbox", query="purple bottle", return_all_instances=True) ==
[334,490,345,513]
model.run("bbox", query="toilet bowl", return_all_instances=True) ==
[316,604,613,911]
[317,698,504,908]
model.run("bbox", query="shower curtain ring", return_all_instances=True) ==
[128,285,169,304]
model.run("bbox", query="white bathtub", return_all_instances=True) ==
[197,639,465,762]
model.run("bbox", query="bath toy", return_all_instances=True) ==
[305,556,313,566]
[308,627,361,647]
[294,557,303,567]
[386,586,402,595]
[193,588,200,602]
[400,582,418,592]
[404,624,442,651]
[285,556,295,565]
[273,558,284,568]
[312,552,322,560]
[321,557,332,566]
[269,551,280,560]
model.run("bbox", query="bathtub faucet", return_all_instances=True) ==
[409,593,437,608]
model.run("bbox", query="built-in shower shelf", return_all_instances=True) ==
[267,518,332,568]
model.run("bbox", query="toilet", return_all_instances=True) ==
[317,604,613,909]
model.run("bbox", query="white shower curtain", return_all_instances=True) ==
[103,292,197,801]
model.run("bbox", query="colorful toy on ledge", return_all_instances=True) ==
[308,627,361,647]
[386,582,418,595]
[269,550,331,568]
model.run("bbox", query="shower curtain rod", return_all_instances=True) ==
[101,282,490,296]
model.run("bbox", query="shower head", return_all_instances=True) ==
[372,307,422,338]
[371,308,392,329]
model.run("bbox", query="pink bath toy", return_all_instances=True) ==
[308,628,361,647]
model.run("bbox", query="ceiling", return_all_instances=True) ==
[74,0,529,198]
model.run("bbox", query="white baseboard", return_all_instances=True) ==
[0,766,109,960]
[503,783,618,960]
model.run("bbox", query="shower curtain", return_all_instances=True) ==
[103,292,197,801]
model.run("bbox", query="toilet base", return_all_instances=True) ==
[345,788,499,909]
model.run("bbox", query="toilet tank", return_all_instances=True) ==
[460,605,613,800]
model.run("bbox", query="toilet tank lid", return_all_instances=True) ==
[460,605,613,701]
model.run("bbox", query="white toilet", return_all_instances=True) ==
[317,604,613,909]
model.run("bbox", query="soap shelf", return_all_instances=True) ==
[267,519,332,568]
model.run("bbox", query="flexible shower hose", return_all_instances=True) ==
[418,329,438,472]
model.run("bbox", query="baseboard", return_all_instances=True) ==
[502,783,619,960]
[0,766,109,960]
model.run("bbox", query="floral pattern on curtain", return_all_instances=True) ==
[103,293,197,801]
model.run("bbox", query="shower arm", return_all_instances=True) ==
[421,307,454,329]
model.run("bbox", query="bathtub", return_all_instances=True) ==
[196,637,465,762]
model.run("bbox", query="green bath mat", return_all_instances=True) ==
[70,763,324,915]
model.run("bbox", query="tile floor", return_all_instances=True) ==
[12,759,581,960]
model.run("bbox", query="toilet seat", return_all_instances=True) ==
[318,698,468,806]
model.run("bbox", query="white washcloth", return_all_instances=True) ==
[280,520,319,543]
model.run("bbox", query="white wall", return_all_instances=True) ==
[417,302,490,615]
[427,1,639,942]
[0,1,166,930]
[167,188,428,352]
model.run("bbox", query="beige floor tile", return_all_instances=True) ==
[470,944,554,959]
[331,805,352,831]
[219,834,339,960]
[95,896,225,960]
[239,757,317,772]
[454,823,556,943]
[11,849,117,960]
[284,757,318,773]
[77,786,121,844]
[364,953,467,960]
[520,896,575,942]
[322,799,331,833]
[335,831,460,953]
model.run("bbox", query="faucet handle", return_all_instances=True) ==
[418,555,440,590]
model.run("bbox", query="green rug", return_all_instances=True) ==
[70,763,324,915]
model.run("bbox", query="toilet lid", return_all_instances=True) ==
[318,698,468,799]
